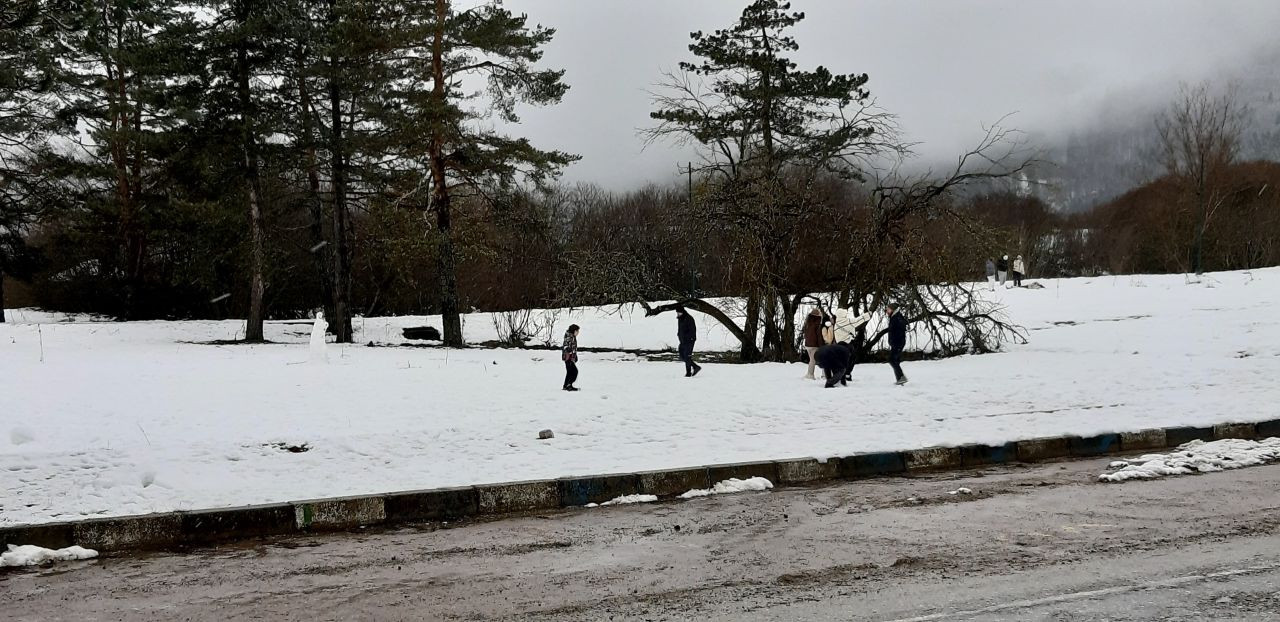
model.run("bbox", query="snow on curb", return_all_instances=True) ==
[1,544,98,568]
[1099,438,1280,482]
[585,494,658,508]
[679,477,774,499]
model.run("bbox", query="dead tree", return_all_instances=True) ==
[1155,82,1247,275]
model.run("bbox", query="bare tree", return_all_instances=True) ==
[559,120,1034,361]
[1155,82,1247,275]
[638,0,906,362]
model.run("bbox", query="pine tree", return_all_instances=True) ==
[36,0,202,318]
[0,1,66,320]
[373,0,577,347]
[195,0,279,340]
[647,0,899,362]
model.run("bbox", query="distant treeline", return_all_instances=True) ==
[7,159,1279,320]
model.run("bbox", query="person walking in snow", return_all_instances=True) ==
[985,257,997,291]
[886,302,908,385]
[562,324,581,392]
[815,341,854,388]
[1012,255,1026,287]
[802,307,826,380]
[676,307,702,377]
[996,255,1009,288]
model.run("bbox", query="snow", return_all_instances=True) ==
[585,494,659,508]
[948,487,973,495]
[2,269,1279,524]
[679,477,775,499]
[1099,438,1280,482]
[1,544,98,567]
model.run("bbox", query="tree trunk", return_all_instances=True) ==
[781,293,802,361]
[0,268,6,323]
[761,291,780,360]
[298,46,335,324]
[237,0,266,342]
[741,289,761,363]
[106,34,143,319]
[428,0,464,348]
[326,0,353,342]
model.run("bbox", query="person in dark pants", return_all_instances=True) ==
[815,342,853,388]
[562,324,580,391]
[886,303,908,385]
[676,307,702,377]
[846,325,867,382]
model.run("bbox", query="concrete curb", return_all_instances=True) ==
[5,418,1278,554]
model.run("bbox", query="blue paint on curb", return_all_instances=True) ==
[1257,419,1280,439]
[558,475,641,507]
[1165,426,1215,446]
[840,452,906,478]
[960,442,1017,466]
[1070,434,1121,457]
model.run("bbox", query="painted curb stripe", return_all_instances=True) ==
[5,419,1278,554]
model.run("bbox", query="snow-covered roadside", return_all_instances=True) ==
[1,544,98,568]
[585,494,659,508]
[2,269,1279,525]
[1099,438,1280,482]
[679,477,774,499]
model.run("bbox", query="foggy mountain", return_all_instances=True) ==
[1016,46,1280,213]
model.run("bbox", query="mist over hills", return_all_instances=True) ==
[1015,46,1280,213]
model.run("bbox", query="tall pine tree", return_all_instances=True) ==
[648,0,899,361]
[373,0,577,347]
[37,0,202,318]
[0,1,71,319]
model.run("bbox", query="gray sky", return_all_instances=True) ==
[500,0,1280,190]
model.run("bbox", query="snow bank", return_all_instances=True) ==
[1,544,98,568]
[1099,438,1280,482]
[679,477,774,499]
[585,494,659,508]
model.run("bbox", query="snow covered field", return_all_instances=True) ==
[2,269,1279,525]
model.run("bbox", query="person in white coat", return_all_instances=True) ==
[1012,255,1026,287]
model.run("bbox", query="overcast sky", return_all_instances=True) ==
[497,0,1280,190]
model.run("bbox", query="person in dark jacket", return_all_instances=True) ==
[996,255,1009,287]
[562,324,580,391]
[815,341,853,388]
[886,303,908,385]
[676,307,702,377]
[845,325,867,382]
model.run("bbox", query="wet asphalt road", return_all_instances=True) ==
[4,456,1280,621]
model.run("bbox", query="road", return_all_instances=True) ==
[4,457,1280,621]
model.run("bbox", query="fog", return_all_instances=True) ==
[496,0,1280,189]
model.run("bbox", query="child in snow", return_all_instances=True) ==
[997,255,1009,287]
[562,324,580,392]
[985,258,997,291]
[1012,255,1026,287]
